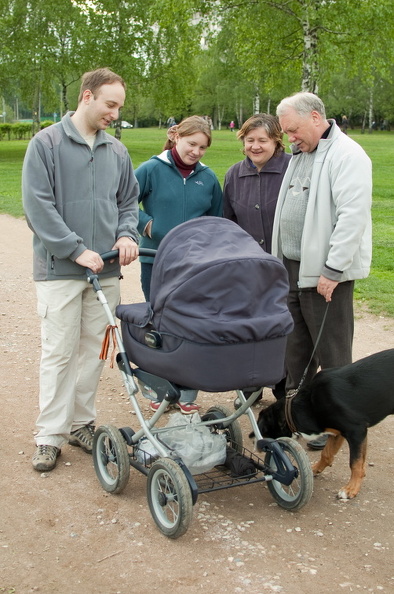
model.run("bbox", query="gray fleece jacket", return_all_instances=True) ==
[22,112,139,281]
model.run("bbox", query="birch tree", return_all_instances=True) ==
[199,0,394,101]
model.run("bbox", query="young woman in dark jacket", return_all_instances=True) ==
[135,115,223,414]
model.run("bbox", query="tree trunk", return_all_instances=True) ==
[368,87,374,133]
[301,1,320,93]
[253,86,260,114]
[360,111,366,134]
[32,86,41,136]
[235,98,243,128]
[114,117,122,139]
[62,82,68,113]
[215,104,224,130]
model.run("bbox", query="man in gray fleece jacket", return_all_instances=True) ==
[22,68,139,471]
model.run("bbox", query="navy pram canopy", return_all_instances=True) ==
[117,217,293,391]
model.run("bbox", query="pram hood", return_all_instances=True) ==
[117,217,293,391]
[118,217,293,345]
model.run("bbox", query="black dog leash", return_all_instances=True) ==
[285,301,330,433]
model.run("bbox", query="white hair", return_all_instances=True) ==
[276,92,326,119]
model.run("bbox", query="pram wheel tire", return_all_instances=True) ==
[147,458,193,539]
[264,437,313,511]
[203,405,243,452]
[93,425,130,494]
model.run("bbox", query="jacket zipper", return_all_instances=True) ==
[90,149,96,249]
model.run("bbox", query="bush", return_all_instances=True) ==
[12,123,32,140]
[40,120,54,129]
[0,124,13,140]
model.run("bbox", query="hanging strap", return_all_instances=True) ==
[285,301,330,433]
[99,325,118,368]
[295,301,330,394]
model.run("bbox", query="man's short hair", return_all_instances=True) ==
[78,68,126,103]
[277,92,326,119]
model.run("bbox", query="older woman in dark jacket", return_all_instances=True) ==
[224,113,290,401]
[223,113,290,254]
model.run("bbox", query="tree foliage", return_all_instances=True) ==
[0,0,393,127]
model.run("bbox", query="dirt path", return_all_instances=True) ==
[1,214,393,594]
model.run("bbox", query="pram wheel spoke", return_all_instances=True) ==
[264,437,313,510]
[202,405,243,452]
[147,458,193,539]
[93,425,130,494]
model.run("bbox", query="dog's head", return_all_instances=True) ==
[251,399,292,440]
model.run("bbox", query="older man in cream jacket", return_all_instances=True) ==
[272,92,372,449]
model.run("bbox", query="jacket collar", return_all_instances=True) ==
[153,150,206,172]
[62,111,113,147]
[238,153,288,177]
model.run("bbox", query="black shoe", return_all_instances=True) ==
[307,435,328,450]
[272,377,287,400]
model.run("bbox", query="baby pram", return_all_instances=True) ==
[90,218,313,538]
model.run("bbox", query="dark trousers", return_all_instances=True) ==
[284,258,354,391]
[140,262,153,302]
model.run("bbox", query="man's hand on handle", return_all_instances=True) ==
[76,238,138,273]
[112,236,139,266]
[75,249,104,273]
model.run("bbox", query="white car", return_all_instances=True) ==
[121,121,133,128]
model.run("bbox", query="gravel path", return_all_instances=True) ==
[1,214,393,594]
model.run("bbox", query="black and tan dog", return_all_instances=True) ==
[254,349,394,499]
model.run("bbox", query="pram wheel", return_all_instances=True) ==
[264,437,313,510]
[93,425,130,494]
[203,405,243,452]
[147,458,193,539]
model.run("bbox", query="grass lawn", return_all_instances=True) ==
[0,127,393,317]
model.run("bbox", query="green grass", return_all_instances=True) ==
[1,128,393,316]
[352,131,394,316]
[0,142,29,216]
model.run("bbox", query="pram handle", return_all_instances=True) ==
[86,248,157,284]
[100,248,157,261]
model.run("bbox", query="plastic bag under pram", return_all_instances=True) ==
[117,217,294,392]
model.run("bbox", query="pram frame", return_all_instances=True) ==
[89,251,313,539]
